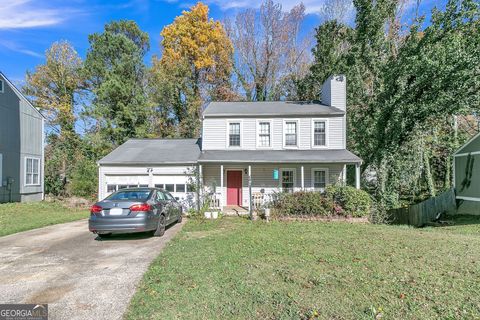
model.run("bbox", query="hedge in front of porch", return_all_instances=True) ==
[272,187,372,218]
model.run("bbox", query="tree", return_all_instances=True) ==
[152,2,234,137]
[24,41,84,139]
[84,20,152,148]
[296,20,353,100]
[298,0,480,208]
[227,0,310,101]
[23,41,85,195]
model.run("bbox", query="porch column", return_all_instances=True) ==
[197,164,203,212]
[148,168,153,187]
[248,165,252,219]
[355,163,361,189]
[342,165,347,186]
[301,166,305,190]
[220,165,224,208]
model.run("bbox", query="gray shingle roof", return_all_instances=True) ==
[198,149,361,163]
[98,139,201,165]
[203,101,344,117]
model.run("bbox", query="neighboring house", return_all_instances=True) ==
[98,75,362,211]
[454,132,480,215]
[0,72,45,203]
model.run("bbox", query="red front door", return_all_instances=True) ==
[227,170,242,206]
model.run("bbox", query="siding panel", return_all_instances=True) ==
[202,115,345,151]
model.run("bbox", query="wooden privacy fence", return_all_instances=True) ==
[388,188,456,227]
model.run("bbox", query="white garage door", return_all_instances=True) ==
[152,175,194,201]
[104,174,196,207]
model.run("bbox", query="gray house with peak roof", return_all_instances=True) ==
[0,72,45,203]
[98,75,362,211]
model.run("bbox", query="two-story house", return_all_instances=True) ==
[97,75,362,211]
[0,72,45,203]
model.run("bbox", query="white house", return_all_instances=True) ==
[97,75,362,211]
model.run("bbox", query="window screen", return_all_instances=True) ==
[258,122,271,147]
[229,123,241,146]
[313,121,326,146]
[176,184,185,192]
[281,170,294,191]
[165,184,174,192]
[285,122,297,146]
[313,170,326,189]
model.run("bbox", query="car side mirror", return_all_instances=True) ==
[175,197,180,201]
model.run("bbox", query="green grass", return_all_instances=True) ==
[126,215,480,320]
[0,201,89,237]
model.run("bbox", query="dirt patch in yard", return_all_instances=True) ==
[271,215,370,223]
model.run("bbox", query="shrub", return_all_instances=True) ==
[69,158,98,199]
[325,185,372,217]
[272,191,334,217]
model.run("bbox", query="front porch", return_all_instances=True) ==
[198,162,361,214]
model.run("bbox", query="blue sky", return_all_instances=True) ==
[1,0,446,84]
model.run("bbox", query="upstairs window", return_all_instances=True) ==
[25,157,40,186]
[284,121,297,146]
[313,121,326,146]
[0,80,3,93]
[257,121,271,147]
[229,122,241,147]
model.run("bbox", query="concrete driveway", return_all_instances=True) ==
[0,219,184,320]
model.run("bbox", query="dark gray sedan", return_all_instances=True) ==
[88,188,182,238]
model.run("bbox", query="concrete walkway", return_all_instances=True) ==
[0,219,184,320]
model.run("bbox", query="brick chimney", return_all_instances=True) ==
[321,75,346,112]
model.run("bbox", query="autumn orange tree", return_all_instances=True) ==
[152,2,235,137]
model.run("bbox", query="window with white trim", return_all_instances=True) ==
[25,157,40,186]
[258,121,271,147]
[281,169,295,192]
[313,121,326,146]
[229,122,241,147]
[284,121,297,146]
[312,169,328,190]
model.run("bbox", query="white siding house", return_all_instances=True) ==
[98,75,362,212]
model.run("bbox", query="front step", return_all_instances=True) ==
[222,206,249,216]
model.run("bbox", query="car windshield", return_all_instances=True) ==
[106,190,151,201]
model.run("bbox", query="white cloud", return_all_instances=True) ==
[0,39,43,57]
[0,0,72,29]
[165,0,332,14]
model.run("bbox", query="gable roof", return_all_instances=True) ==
[454,131,480,155]
[0,71,46,119]
[98,138,202,165]
[203,101,344,118]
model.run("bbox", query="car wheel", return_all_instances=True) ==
[177,211,183,223]
[154,215,166,237]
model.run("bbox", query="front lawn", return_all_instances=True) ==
[0,201,90,237]
[126,216,480,319]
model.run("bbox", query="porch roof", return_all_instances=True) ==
[198,149,362,164]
